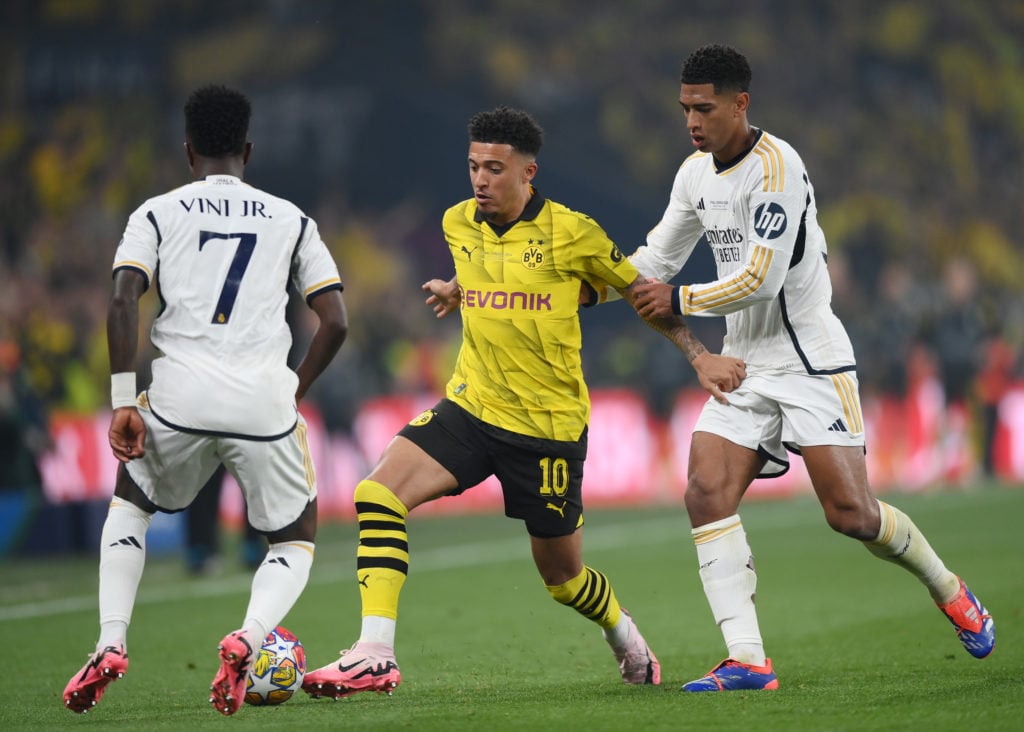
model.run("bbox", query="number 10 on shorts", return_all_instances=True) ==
[538,457,569,497]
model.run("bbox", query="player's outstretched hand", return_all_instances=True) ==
[692,352,746,404]
[633,281,675,319]
[109,407,146,462]
[422,278,461,319]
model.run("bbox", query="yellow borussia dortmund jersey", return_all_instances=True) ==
[442,191,638,441]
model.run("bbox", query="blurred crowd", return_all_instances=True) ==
[1,0,1022,491]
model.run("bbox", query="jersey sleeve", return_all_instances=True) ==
[569,214,638,292]
[112,203,161,289]
[679,142,802,316]
[290,215,343,305]
[630,158,705,281]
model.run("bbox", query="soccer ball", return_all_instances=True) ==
[244,626,306,706]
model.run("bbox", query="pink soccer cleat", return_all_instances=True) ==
[63,645,129,713]
[209,631,254,716]
[303,641,401,699]
[608,609,661,685]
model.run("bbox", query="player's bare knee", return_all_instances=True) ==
[684,471,715,505]
[822,501,876,540]
[684,472,734,521]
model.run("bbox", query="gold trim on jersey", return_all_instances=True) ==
[293,421,316,493]
[303,277,341,298]
[682,151,708,169]
[753,135,785,192]
[830,373,864,434]
[683,244,774,313]
[113,260,153,279]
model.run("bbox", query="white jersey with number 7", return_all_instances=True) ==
[112,174,342,438]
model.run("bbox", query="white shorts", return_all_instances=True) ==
[125,399,317,532]
[693,369,865,478]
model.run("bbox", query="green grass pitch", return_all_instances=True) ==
[2,486,1022,730]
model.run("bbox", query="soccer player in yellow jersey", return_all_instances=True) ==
[629,45,995,691]
[303,106,746,698]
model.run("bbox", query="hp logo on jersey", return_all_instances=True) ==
[753,202,787,239]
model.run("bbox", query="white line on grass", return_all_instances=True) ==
[0,515,688,622]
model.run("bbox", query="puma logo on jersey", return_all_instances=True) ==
[460,245,477,261]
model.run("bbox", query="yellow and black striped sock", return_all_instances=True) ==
[546,566,622,630]
[354,479,409,619]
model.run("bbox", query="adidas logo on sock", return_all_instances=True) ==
[109,536,142,548]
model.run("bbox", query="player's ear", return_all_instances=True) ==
[734,91,750,115]
[242,141,254,165]
[523,159,538,183]
[184,141,195,171]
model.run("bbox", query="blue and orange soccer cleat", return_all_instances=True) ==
[937,578,995,659]
[303,641,401,699]
[63,644,129,713]
[681,657,778,692]
[209,631,254,716]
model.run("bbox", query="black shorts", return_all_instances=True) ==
[398,399,587,538]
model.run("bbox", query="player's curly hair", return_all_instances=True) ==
[184,84,251,158]
[468,106,544,157]
[680,44,752,94]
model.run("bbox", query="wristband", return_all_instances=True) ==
[671,286,683,316]
[111,372,138,409]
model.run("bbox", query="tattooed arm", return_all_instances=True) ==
[616,275,746,404]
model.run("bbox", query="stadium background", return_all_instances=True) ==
[1,0,1022,555]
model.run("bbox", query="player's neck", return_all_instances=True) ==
[191,157,246,181]
[713,125,758,167]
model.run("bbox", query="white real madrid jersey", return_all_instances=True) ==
[631,130,855,374]
[112,174,342,437]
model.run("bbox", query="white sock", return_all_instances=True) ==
[241,541,315,645]
[602,610,631,648]
[865,500,960,603]
[97,497,153,652]
[693,515,766,666]
[359,615,397,648]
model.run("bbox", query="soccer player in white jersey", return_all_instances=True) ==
[62,85,348,716]
[628,45,995,690]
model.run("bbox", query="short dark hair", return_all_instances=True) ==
[468,106,543,157]
[680,44,752,94]
[184,84,251,157]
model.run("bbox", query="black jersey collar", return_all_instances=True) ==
[474,186,546,237]
[713,128,763,174]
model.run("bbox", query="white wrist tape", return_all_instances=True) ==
[111,372,138,409]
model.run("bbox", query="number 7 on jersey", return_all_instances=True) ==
[199,230,257,324]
